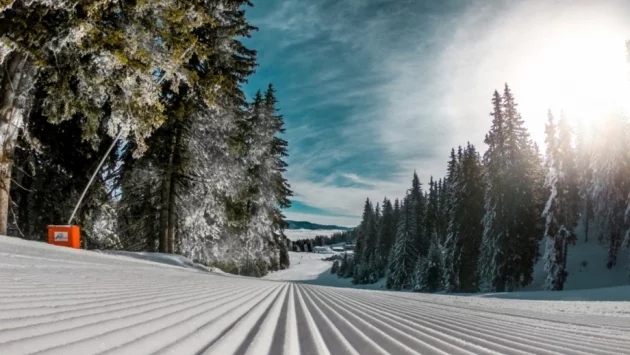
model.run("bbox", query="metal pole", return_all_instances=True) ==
[67,129,123,225]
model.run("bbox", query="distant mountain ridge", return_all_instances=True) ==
[286,220,352,231]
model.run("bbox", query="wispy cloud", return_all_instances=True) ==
[246,0,630,226]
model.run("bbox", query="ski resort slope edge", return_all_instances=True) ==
[1,236,629,355]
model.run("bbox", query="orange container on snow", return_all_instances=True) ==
[47,225,81,249]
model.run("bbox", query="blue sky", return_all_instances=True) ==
[243,0,630,227]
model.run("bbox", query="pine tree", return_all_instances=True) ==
[437,177,449,243]
[386,194,418,290]
[478,85,543,292]
[377,198,396,273]
[393,198,401,225]
[2,0,247,235]
[575,120,594,242]
[413,238,444,292]
[590,112,630,269]
[260,85,293,270]
[460,144,485,292]
[443,143,484,292]
[409,172,427,257]
[354,199,372,265]
[424,177,439,245]
[542,111,579,291]
[443,144,485,292]
[354,198,377,283]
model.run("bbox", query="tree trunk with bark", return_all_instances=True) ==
[144,184,157,251]
[167,125,183,254]
[0,52,34,236]
[158,132,177,253]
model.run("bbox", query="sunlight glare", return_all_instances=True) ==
[515,23,630,129]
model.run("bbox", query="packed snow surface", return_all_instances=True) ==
[1,236,630,355]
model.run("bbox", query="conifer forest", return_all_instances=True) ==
[342,83,630,293]
[1,0,291,276]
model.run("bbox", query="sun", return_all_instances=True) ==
[515,23,630,130]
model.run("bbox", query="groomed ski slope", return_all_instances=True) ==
[1,236,629,355]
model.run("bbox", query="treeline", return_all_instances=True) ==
[340,83,630,292]
[290,229,356,252]
[0,1,291,276]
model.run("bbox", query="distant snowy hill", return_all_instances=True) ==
[284,220,353,241]
[285,229,347,241]
[286,220,352,230]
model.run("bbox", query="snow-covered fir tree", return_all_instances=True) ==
[353,198,382,284]
[376,198,396,273]
[424,177,439,247]
[410,172,427,258]
[542,111,579,291]
[2,0,252,235]
[413,238,444,292]
[478,85,543,292]
[2,0,293,277]
[575,120,594,242]
[387,195,418,290]
[590,112,630,269]
[443,143,484,292]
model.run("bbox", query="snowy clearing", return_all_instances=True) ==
[1,236,630,355]
[263,252,333,281]
[264,252,387,290]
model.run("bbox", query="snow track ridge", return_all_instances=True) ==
[0,236,629,355]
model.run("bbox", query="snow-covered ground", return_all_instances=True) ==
[264,252,387,290]
[267,251,630,299]
[284,229,345,241]
[264,252,333,281]
[524,235,629,292]
[95,250,224,273]
[2,235,630,355]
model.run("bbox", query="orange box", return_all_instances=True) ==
[47,225,81,249]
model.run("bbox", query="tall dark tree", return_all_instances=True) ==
[575,120,594,242]
[263,84,293,269]
[354,198,373,268]
[387,194,417,290]
[409,172,427,257]
[443,143,484,292]
[437,177,449,243]
[478,85,543,292]
[413,238,444,292]
[424,176,439,245]
[542,111,579,290]
[591,112,630,269]
[377,198,396,271]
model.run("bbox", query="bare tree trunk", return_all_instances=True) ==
[158,173,171,253]
[167,126,183,254]
[167,177,177,254]
[0,52,34,235]
[583,200,590,243]
[159,130,177,253]
[144,184,156,251]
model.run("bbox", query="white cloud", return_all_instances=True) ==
[262,0,630,224]
[288,172,408,218]
[284,211,358,228]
